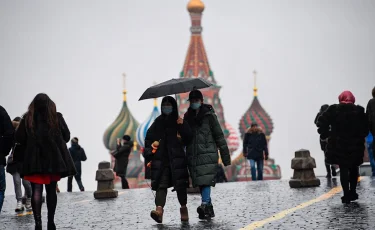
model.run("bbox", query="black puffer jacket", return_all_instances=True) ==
[317,104,368,167]
[143,96,192,191]
[0,106,14,166]
[69,143,87,173]
[14,113,77,178]
[315,104,330,151]
[243,127,268,160]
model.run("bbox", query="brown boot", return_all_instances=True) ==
[150,206,163,223]
[180,206,189,222]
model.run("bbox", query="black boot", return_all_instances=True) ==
[207,203,215,218]
[197,204,208,220]
[34,214,42,230]
[47,222,56,230]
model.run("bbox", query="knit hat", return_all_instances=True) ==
[123,135,131,141]
[71,137,79,143]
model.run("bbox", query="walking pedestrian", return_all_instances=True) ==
[67,137,87,192]
[243,123,268,181]
[144,96,192,223]
[366,86,375,165]
[366,132,375,176]
[14,93,76,229]
[0,105,14,213]
[317,91,368,204]
[315,104,337,178]
[184,90,231,219]
[6,117,32,212]
[113,135,133,189]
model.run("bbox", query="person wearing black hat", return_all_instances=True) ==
[243,123,269,181]
[114,135,133,189]
[184,89,231,220]
[67,137,87,192]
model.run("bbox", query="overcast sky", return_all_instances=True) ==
[1,0,374,194]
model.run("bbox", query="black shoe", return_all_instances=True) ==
[207,203,215,218]
[197,205,207,220]
[47,222,56,230]
[341,196,351,204]
[349,192,358,201]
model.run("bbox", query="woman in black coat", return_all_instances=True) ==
[143,96,192,223]
[114,135,133,189]
[14,93,76,230]
[317,91,368,204]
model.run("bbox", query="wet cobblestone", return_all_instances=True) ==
[1,177,375,229]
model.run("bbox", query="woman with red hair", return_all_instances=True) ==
[14,93,76,230]
[317,91,368,204]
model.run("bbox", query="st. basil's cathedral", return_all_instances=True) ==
[103,0,281,188]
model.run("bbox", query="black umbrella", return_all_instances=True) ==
[138,77,213,101]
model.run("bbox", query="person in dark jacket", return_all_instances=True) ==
[0,105,14,213]
[14,93,76,230]
[184,90,231,220]
[114,135,133,189]
[67,137,87,192]
[144,96,192,223]
[243,123,268,181]
[317,91,368,204]
[314,104,337,178]
[6,117,32,212]
[366,86,375,157]
[215,163,228,183]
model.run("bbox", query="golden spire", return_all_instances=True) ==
[187,0,205,13]
[253,70,258,97]
[122,73,127,101]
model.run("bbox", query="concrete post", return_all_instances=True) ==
[94,161,118,199]
[289,149,320,188]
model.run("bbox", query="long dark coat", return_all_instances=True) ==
[0,105,14,166]
[367,98,375,136]
[143,115,192,191]
[114,141,133,177]
[317,104,369,167]
[184,104,231,187]
[14,113,77,178]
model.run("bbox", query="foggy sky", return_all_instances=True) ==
[1,0,374,194]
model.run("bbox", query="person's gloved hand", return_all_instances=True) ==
[265,155,269,161]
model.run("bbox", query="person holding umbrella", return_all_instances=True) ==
[143,96,192,223]
[184,89,231,219]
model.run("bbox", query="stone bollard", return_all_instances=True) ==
[94,161,118,199]
[289,149,320,188]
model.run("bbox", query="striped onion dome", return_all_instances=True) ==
[103,89,139,151]
[225,122,240,153]
[136,99,160,148]
[239,71,273,138]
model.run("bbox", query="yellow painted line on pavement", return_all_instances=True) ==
[240,177,362,230]
[17,211,33,217]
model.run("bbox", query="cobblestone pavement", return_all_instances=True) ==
[1,177,375,230]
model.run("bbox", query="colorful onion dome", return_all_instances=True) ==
[136,99,160,148]
[103,75,139,151]
[187,0,205,14]
[239,71,274,138]
[126,148,143,178]
[225,122,240,153]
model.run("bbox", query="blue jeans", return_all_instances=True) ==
[249,159,264,181]
[200,186,211,204]
[0,165,5,213]
[368,144,375,176]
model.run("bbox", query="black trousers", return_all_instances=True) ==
[155,167,187,207]
[339,165,359,197]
